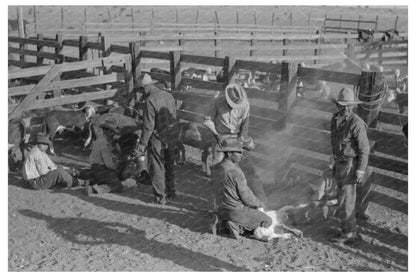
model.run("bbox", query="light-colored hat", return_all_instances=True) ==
[138,73,157,87]
[225,83,248,109]
[217,137,244,153]
[331,87,363,106]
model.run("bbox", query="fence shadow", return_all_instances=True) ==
[18,209,248,271]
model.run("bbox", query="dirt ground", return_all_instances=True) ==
[8,137,408,271]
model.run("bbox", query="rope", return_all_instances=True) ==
[354,75,389,111]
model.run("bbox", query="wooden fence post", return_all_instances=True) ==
[214,32,219,58]
[123,54,134,107]
[83,7,87,36]
[170,51,181,92]
[250,32,255,57]
[278,61,297,111]
[374,15,379,31]
[357,15,362,30]
[79,35,88,61]
[36,34,44,65]
[55,33,63,64]
[129,41,141,86]
[195,9,199,34]
[33,6,37,34]
[357,69,384,128]
[223,56,236,88]
[289,12,293,26]
[394,15,399,30]
[314,30,320,64]
[377,43,383,66]
[282,36,287,56]
[61,6,64,29]
[17,7,25,67]
[307,12,311,27]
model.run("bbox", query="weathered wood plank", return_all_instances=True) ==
[9,64,63,118]
[371,191,407,215]
[140,50,170,60]
[8,36,61,47]
[62,39,79,47]
[378,111,407,126]
[298,67,361,85]
[180,54,225,67]
[236,59,281,73]
[110,44,130,54]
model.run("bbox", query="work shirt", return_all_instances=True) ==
[208,95,250,137]
[212,158,264,211]
[89,135,117,170]
[22,145,57,181]
[330,112,370,173]
[139,86,177,147]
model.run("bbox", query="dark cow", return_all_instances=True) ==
[382,29,399,42]
[358,29,376,43]
[177,121,216,176]
[8,118,27,172]
[43,106,96,155]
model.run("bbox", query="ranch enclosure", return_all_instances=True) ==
[8,5,408,272]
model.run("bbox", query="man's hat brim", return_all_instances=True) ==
[331,98,363,106]
[225,84,248,109]
[216,146,244,153]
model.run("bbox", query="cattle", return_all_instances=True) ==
[385,68,408,114]
[253,206,305,241]
[43,106,96,155]
[8,118,27,172]
[177,121,216,175]
[358,29,376,43]
[297,63,330,99]
[382,29,399,42]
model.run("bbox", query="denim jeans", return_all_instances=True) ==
[30,166,73,190]
[334,158,372,236]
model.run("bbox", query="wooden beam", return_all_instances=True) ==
[170,50,181,91]
[278,61,297,111]
[9,64,63,119]
[180,54,225,67]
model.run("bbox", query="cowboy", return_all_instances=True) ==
[22,133,74,190]
[86,123,123,195]
[134,74,179,205]
[204,83,250,165]
[329,87,372,245]
[211,137,271,240]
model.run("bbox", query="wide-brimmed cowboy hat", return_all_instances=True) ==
[331,87,363,106]
[216,137,244,153]
[33,133,51,146]
[138,73,158,87]
[225,83,248,109]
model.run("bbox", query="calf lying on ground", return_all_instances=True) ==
[43,106,95,155]
[253,206,305,241]
[177,121,216,175]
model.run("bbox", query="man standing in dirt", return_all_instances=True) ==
[134,74,178,205]
[329,87,372,245]
[203,83,250,165]
[211,137,271,240]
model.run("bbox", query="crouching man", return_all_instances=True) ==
[85,123,123,195]
[211,137,271,240]
[22,133,74,190]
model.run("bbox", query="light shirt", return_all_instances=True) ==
[22,145,57,181]
[208,95,250,136]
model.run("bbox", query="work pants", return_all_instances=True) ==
[29,166,73,190]
[334,158,372,236]
[89,164,123,193]
[218,206,272,239]
[148,136,176,199]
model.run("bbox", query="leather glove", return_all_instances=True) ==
[355,170,365,184]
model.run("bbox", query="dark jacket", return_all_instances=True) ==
[212,158,265,211]
[330,112,370,172]
[139,86,177,146]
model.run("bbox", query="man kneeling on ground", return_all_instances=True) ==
[85,123,123,195]
[22,133,75,190]
[211,137,271,240]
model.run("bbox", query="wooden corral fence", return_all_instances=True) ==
[9,31,408,71]
[323,14,400,33]
[8,54,133,119]
[8,36,407,216]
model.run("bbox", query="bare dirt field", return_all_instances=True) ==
[7,5,408,272]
